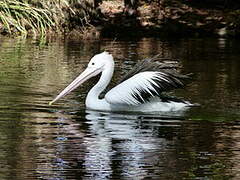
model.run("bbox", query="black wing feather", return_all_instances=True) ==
[118,54,190,84]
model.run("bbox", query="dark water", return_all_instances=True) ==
[0,36,240,180]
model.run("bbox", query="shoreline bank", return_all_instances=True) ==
[1,0,240,39]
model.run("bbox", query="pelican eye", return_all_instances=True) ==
[92,62,95,65]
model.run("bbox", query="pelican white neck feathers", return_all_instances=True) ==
[50,52,193,112]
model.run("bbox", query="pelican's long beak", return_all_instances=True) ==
[49,67,100,105]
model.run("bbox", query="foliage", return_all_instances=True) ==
[0,0,54,37]
[0,0,85,37]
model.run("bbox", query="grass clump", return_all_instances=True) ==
[0,0,55,37]
[0,0,80,37]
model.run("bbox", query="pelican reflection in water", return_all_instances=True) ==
[50,52,195,112]
[83,110,182,179]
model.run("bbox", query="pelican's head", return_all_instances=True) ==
[49,51,114,105]
[88,51,114,70]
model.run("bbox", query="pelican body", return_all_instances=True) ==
[50,52,193,112]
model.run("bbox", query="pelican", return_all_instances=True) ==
[50,52,194,112]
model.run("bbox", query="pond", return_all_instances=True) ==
[0,36,239,179]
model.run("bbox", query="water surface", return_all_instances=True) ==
[0,36,239,179]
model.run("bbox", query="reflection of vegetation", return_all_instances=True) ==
[0,37,67,179]
[0,38,28,180]
[187,110,240,122]
[180,151,232,179]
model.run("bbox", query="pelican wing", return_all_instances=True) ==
[105,71,186,106]
[118,55,182,84]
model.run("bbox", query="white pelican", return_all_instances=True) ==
[50,52,194,112]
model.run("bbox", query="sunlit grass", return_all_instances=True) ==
[0,0,76,37]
